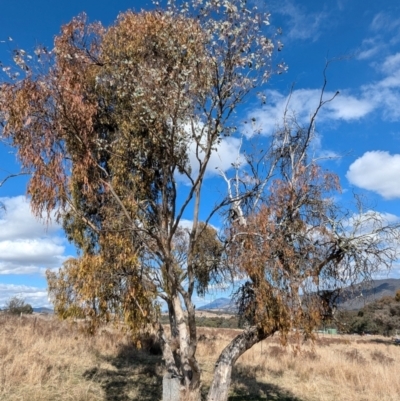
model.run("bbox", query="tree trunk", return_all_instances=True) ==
[159,295,202,401]
[207,327,271,401]
[162,373,201,401]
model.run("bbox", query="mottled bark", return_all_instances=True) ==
[207,327,272,401]
[158,323,180,379]
[160,295,201,401]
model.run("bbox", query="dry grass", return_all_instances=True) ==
[196,328,400,401]
[1,315,399,400]
[0,314,163,401]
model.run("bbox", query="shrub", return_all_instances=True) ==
[5,297,33,315]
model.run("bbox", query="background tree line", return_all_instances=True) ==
[337,290,400,336]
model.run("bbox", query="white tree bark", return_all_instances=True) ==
[207,327,270,401]
[161,294,202,401]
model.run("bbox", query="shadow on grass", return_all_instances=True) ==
[357,337,398,346]
[83,343,303,401]
[228,364,304,401]
[83,343,163,401]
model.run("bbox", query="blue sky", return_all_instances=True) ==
[1,0,400,307]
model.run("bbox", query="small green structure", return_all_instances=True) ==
[326,328,337,335]
[316,327,338,335]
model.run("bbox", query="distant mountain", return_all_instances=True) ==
[338,278,400,310]
[198,298,236,312]
[33,307,54,314]
[197,279,400,313]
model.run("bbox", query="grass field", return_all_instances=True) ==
[0,314,399,401]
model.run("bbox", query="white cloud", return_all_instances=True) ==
[0,196,68,275]
[205,137,245,174]
[178,219,194,231]
[244,51,400,140]
[0,283,50,308]
[356,12,400,60]
[357,45,380,61]
[347,151,400,199]
[177,219,219,235]
[345,210,400,231]
[324,91,374,120]
[381,53,400,75]
[370,12,400,33]
[0,239,65,275]
[269,0,328,41]
[244,88,373,138]
[0,239,63,263]
[0,195,60,240]
[185,135,245,180]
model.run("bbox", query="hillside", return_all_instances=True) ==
[198,279,400,313]
[197,298,235,312]
[338,278,400,310]
[33,307,54,314]
[338,291,400,335]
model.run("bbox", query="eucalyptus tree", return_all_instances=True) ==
[1,1,399,400]
[0,1,278,399]
[210,92,400,399]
